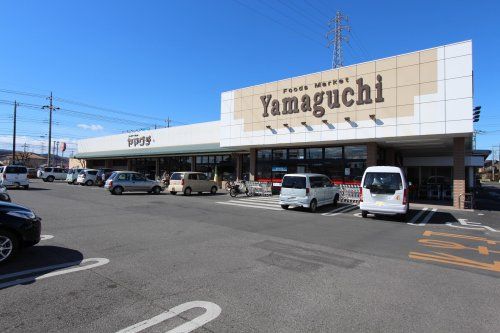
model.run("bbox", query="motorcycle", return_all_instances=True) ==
[229,181,252,197]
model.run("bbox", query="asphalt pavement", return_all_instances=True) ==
[1,180,499,332]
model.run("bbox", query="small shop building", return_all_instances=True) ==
[74,40,485,209]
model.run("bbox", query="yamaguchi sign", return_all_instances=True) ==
[127,134,152,147]
[260,75,384,118]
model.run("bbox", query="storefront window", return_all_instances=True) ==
[325,147,342,159]
[306,148,323,159]
[273,149,287,160]
[288,149,305,160]
[345,145,367,159]
[257,149,272,160]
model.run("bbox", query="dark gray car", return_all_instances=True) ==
[104,171,164,195]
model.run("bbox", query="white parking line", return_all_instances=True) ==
[445,218,499,232]
[407,208,429,226]
[0,258,109,289]
[321,204,356,216]
[40,235,54,241]
[418,208,438,226]
[216,201,282,211]
[116,301,221,333]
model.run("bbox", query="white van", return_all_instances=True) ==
[359,166,409,220]
[279,173,339,212]
[0,165,29,189]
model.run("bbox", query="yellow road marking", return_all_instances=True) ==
[409,251,500,272]
[422,230,498,245]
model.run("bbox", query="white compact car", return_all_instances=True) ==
[0,165,29,189]
[279,173,339,212]
[66,168,83,184]
[76,169,99,186]
[359,166,409,220]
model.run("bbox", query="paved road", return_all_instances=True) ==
[1,180,499,332]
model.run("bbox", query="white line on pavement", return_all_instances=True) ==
[0,258,109,289]
[327,205,359,216]
[418,208,437,226]
[407,208,429,226]
[40,235,54,241]
[115,301,221,333]
[321,204,356,216]
[216,201,282,211]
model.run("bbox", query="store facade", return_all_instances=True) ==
[75,40,484,208]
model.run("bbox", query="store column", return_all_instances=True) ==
[453,137,466,209]
[366,142,378,167]
[235,154,242,181]
[127,159,132,171]
[191,156,196,172]
[385,148,395,166]
[249,148,256,181]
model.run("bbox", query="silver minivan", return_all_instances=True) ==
[104,171,164,195]
[279,173,340,212]
[359,166,409,220]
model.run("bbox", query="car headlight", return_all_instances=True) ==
[6,210,36,220]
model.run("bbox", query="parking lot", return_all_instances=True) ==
[1,180,499,332]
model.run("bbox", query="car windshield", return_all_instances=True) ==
[363,172,403,194]
[281,176,306,189]
[170,173,183,180]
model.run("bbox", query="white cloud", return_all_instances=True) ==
[77,124,104,131]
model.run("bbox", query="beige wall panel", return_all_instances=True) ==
[292,75,306,88]
[397,84,419,106]
[321,68,339,81]
[376,57,397,71]
[241,86,253,97]
[277,79,292,91]
[419,61,439,83]
[397,65,420,86]
[397,52,419,67]
[234,89,242,99]
[357,61,376,75]
[265,81,278,93]
[288,113,307,128]
[233,98,242,113]
[381,87,397,107]
[338,65,356,78]
[241,95,253,110]
[253,121,266,132]
[397,104,417,118]
[376,106,397,119]
[357,108,376,124]
[253,84,266,95]
[420,81,438,96]
[305,73,322,85]
[419,48,438,63]
[376,68,397,89]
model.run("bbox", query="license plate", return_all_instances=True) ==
[375,201,385,206]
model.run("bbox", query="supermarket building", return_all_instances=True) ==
[74,40,485,208]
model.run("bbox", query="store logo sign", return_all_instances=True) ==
[127,134,152,147]
[261,75,384,118]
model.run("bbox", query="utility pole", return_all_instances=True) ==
[12,101,18,164]
[55,141,60,166]
[42,92,60,166]
[326,11,350,69]
[166,117,171,128]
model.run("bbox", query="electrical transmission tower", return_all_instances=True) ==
[326,11,350,69]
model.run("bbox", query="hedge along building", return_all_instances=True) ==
[75,40,482,208]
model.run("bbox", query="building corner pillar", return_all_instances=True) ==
[249,148,256,181]
[191,156,197,172]
[453,137,466,209]
[366,142,378,167]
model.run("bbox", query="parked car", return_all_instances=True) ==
[96,168,115,187]
[0,186,11,202]
[0,165,29,189]
[0,201,41,263]
[40,167,68,182]
[359,166,409,221]
[66,168,83,184]
[279,173,339,212]
[104,171,164,195]
[76,169,99,186]
[168,172,218,196]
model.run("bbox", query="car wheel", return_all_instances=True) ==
[14,182,20,189]
[309,199,318,213]
[361,210,368,218]
[47,176,55,182]
[170,191,177,195]
[398,213,407,222]
[210,186,218,195]
[183,187,192,196]
[113,186,123,195]
[85,180,93,186]
[42,179,48,182]
[23,185,29,190]
[281,205,289,210]
[0,230,19,264]
[229,188,238,197]
[333,194,339,207]
[152,186,161,195]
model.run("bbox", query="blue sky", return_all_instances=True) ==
[0,0,499,157]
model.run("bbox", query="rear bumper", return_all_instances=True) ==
[279,196,310,207]
[359,203,408,215]
[21,218,41,247]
